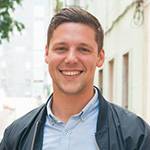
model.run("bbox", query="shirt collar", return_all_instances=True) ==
[47,97,62,123]
[46,87,99,123]
[79,87,99,120]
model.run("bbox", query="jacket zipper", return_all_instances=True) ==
[31,121,39,150]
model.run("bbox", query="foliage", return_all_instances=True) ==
[55,0,63,13]
[0,0,25,44]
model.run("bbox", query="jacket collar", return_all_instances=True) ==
[94,86,109,150]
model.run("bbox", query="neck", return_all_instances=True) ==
[51,87,94,123]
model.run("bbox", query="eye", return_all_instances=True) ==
[79,47,91,54]
[54,47,67,53]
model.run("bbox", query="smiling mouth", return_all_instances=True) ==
[60,70,83,76]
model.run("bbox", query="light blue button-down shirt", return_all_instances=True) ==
[42,88,99,150]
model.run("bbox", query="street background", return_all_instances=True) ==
[0,0,150,140]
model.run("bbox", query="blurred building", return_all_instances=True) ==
[87,0,150,123]
[0,0,52,101]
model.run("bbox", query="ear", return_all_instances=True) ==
[96,49,105,67]
[45,45,49,64]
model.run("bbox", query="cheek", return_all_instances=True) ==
[47,55,62,72]
[82,56,97,68]
[87,61,98,76]
[47,54,61,65]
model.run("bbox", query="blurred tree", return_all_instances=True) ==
[55,0,63,13]
[0,0,25,44]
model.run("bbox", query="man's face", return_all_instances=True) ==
[45,23,104,95]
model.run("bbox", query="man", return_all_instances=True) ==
[0,7,150,150]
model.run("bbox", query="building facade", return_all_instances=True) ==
[0,0,52,101]
[89,0,150,123]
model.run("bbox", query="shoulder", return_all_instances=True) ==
[96,87,150,149]
[96,87,150,131]
[0,104,46,149]
[2,104,45,143]
[9,104,45,128]
[109,103,149,129]
[109,102,150,148]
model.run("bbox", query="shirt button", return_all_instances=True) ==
[65,129,70,135]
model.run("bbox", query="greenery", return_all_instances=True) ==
[0,0,25,44]
[55,0,63,13]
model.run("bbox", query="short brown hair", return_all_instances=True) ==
[47,7,104,52]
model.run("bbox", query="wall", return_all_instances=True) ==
[91,0,150,123]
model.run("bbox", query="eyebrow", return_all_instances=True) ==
[78,43,93,50]
[52,42,94,50]
[53,42,66,46]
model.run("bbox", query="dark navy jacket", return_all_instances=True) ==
[0,88,150,150]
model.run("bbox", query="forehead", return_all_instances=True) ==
[54,22,95,32]
[51,22,96,41]
[48,23,98,50]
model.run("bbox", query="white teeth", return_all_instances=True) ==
[61,71,81,76]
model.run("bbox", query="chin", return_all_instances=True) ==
[60,85,85,95]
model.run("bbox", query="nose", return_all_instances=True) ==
[64,49,78,64]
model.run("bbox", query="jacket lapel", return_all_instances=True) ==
[95,88,109,149]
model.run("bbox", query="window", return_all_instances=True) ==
[122,53,129,109]
[109,59,114,100]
